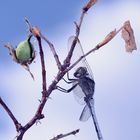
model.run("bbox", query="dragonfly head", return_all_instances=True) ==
[74,67,88,78]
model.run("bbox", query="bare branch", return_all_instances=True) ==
[40,33,62,70]
[42,7,94,96]
[24,18,62,70]
[63,9,86,67]
[0,97,22,132]
[67,27,123,72]
[37,36,47,94]
[25,17,32,31]
[50,129,80,140]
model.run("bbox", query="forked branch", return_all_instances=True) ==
[25,17,62,70]
[14,4,89,139]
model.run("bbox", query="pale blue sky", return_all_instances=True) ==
[0,0,140,140]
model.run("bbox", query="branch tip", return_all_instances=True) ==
[50,129,80,140]
[83,0,97,12]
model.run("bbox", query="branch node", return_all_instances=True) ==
[37,114,45,120]
[16,123,23,132]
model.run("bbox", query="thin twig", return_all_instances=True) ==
[25,17,32,30]
[63,9,86,67]
[37,36,47,95]
[0,97,22,132]
[50,129,80,140]
[67,27,123,72]
[24,17,62,70]
[42,9,88,97]
[40,33,62,70]
[25,18,47,89]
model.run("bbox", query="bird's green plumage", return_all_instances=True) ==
[15,39,33,63]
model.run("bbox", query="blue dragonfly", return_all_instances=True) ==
[57,36,103,140]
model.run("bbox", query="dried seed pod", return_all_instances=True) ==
[16,35,35,64]
[5,35,36,80]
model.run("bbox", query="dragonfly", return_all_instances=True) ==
[57,36,103,140]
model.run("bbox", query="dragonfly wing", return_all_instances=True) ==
[72,82,86,105]
[79,99,95,122]
[67,36,95,104]
[67,36,94,80]
[79,104,91,122]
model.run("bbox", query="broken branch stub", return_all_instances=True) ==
[97,29,117,48]
[31,27,41,38]
[83,0,97,12]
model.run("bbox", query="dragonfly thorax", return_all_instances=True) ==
[74,67,88,78]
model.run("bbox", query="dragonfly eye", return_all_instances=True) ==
[74,67,87,78]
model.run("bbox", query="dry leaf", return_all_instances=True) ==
[121,20,137,53]
[83,0,97,12]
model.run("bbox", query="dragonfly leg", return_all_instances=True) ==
[62,71,77,84]
[56,84,78,93]
[56,86,68,93]
[67,71,77,81]
[62,77,73,84]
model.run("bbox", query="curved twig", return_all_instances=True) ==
[0,97,22,132]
